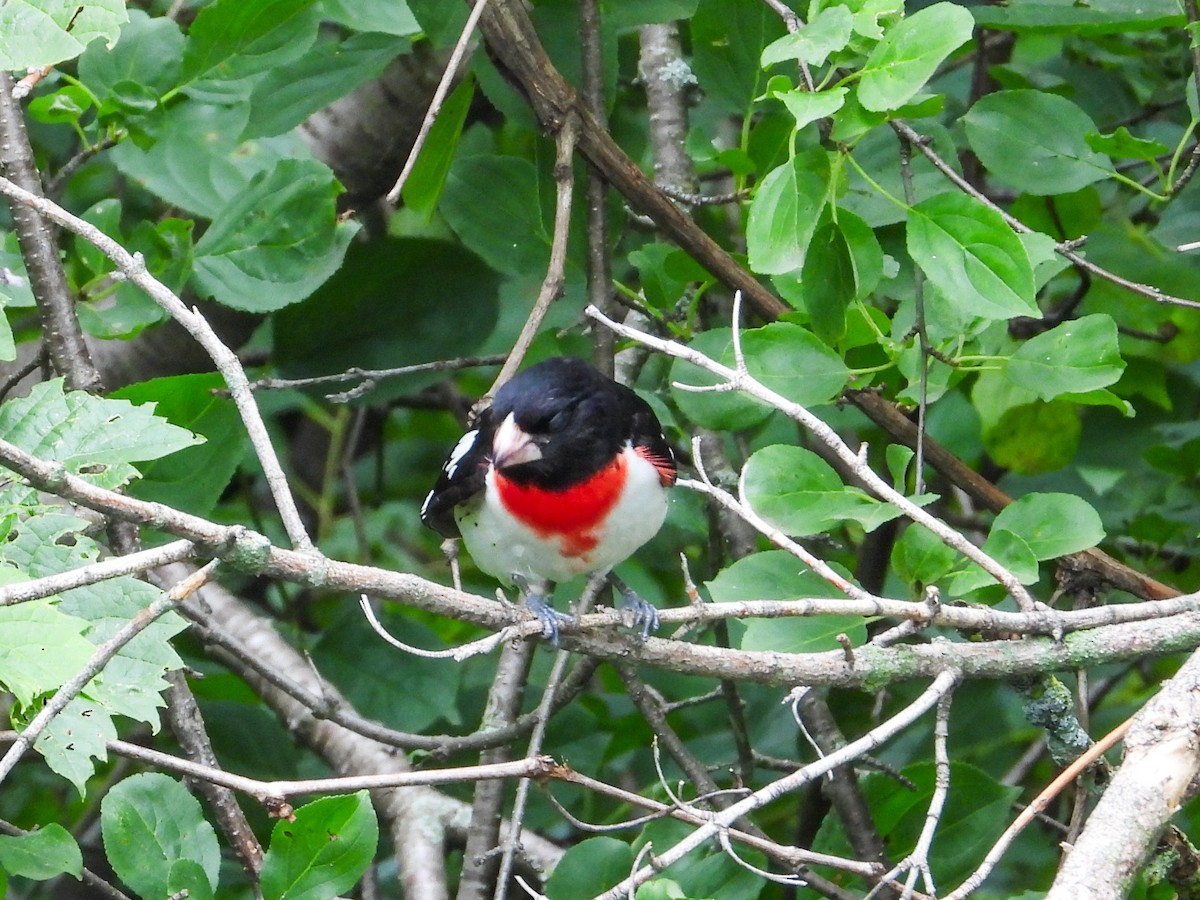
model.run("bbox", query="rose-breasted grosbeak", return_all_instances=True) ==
[421,356,677,642]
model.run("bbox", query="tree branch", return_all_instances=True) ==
[0,74,102,392]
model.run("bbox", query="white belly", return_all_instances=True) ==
[455,445,669,585]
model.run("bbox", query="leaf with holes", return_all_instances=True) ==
[0,379,202,496]
[261,792,378,900]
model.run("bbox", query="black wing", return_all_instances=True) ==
[420,415,494,538]
[621,388,677,487]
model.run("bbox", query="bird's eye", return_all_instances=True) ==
[547,409,570,432]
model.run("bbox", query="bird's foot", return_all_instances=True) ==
[608,573,660,640]
[512,575,574,645]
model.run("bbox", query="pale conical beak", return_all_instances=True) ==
[492,413,543,469]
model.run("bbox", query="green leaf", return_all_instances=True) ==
[178,0,321,87]
[670,324,850,430]
[992,492,1105,560]
[242,32,408,140]
[544,837,634,900]
[706,549,843,602]
[948,528,1040,594]
[101,773,220,900]
[670,330,773,431]
[192,159,359,312]
[744,322,852,405]
[2,513,186,727]
[799,214,855,342]
[818,762,1020,886]
[274,238,500,402]
[973,0,1182,34]
[260,792,378,900]
[78,9,184,100]
[747,149,830,275]
[907,192,1038,320]
[322,0,421,36]
[984,399,1081,475]
[743,444,904,534]
[0,600,92,707]
[0,825,82,881]
[113,374,245,516]
[400,77,475,218]
[34,696,116,797]
[892,524,959,589]
[857,2,974,112]
[0,0,127,70]
[692,0,785,114]
[706,551,867,651]
[761,4,853,68]
[963,90,1115,195]
[0,379,202,493]
[168,859,215,900]
[1007,314,1125,401]
[773,87,847,131]
[312,611,462,733]
[109,101,287,219]
[1086,127,1170,162]
[441,156,551,277]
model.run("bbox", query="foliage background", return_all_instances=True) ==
[0,0,1199,898]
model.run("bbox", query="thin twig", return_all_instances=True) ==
[943,716,1132,900]
[592,670,963,900]
[248,355,506,398]
[891,119,1200,311]
[0,174,317,552]
[0,74,102,391]
[2,435,1199,686]
[0,731,557,802]
[586,302,1038,611]
[488,113,580,399]
[458,637,536,900]
[0,560,219,789]
[385,0,492,204]
[359,593,514,660]
[0,539,196,607]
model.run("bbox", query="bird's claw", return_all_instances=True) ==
[618,590,660,640]
[607,573,660,640]
[524,593,574,646]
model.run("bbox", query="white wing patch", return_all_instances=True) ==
[444,429,480,479]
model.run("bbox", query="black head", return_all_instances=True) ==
[488,357,634,489]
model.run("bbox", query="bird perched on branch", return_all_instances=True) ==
[421,356,677,643]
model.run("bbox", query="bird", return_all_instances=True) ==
[421,356,677,643]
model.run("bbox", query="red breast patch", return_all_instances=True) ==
[494,454,627,557]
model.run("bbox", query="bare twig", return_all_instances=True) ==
[360,593,513,660]
[580,0,615,372]
[869,692,954,899]
[587,301,1038,610]
[0,174,316,552]
[945,716,1132,900]
[248,354,506,398]
[458,638,536,900]
[385,0,491,204]
[164,670,264,880]
[0,561,219,789]
[891,119,1200,311]
[0,539,196,607]
[488,114,580,398]
[477,0,789,318]
[0,74,102,391]
[592,669,963,900]
[2,436,1199,687]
